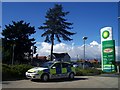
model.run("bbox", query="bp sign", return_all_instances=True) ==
[102,30,110,39]
[101,27,112,41]
[100,27,116,72]
[102,40,116,72]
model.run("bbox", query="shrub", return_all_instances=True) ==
[75,67,102,76]
[11,64,34,77]
[2,64,33,80]
[75,67,86,76]
[2,64,12,79]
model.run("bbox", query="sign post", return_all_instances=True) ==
[100,27,116,72]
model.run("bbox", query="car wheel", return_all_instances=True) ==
[42,74,49,82]
[69,73,74,80]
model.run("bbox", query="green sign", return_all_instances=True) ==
[102,40,116,72]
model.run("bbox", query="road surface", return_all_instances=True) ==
[2,74,119,88]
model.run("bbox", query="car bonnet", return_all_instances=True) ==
[28,67,48,72]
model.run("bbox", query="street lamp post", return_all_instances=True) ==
[82,36,88,69]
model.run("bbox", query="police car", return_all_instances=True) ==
[25,61,76,81]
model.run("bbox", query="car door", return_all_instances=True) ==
[62,63,68,75]
[62,63,72,74]
[50,63,62,78]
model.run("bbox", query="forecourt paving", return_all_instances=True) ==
[2,75,118,88]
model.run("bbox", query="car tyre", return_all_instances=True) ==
[69,73,74,80]
[41,74,49,82]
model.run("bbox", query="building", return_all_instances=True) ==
[32,53,71,66]
[32,56,47,66]
[47,53,71,62]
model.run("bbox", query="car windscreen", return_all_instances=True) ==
[40,62,53,68]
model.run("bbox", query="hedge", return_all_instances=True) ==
[75,67,102,76]
[2,64,33,80]
[2,64,102,80]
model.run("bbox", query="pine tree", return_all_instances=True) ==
[39,4,75,60]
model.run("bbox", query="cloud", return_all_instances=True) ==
[90,41,99,46]
[36,42,51,56]
[35,41,119,60]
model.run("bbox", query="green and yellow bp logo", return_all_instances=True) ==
[102,30,110,39]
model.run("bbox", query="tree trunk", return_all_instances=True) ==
[50,34,54,61]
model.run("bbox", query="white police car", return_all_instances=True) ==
[26,61,76,81]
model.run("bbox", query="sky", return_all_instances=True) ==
[1,0,120,2]
[1,2,119,60]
